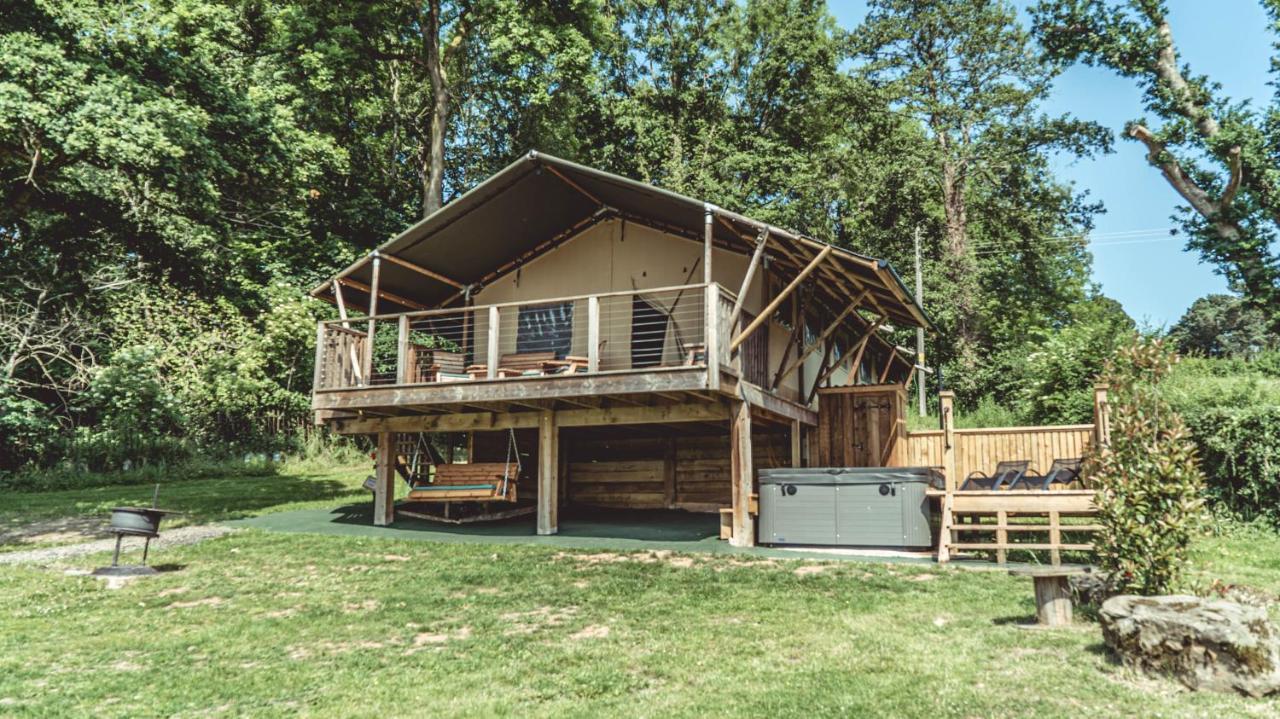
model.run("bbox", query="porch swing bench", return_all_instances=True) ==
[405,463,519,502]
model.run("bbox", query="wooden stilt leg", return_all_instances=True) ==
[538,411,558,535]
[374,432,396,526]
[730,401,755,548]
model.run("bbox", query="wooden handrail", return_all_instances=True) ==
[319,281,714,325]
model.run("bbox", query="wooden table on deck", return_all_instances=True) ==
[1008,565,1091,627]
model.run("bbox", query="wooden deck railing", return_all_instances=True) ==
[314,283,724,391]
[906,387,1112,565]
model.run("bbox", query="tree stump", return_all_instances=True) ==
[1010,565,1091,626]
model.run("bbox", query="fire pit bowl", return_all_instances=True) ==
[109,506,178,538]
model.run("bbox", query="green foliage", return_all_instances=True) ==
[1011,298,1136,424]
[1088,336,1206,595]
[1187,407,1280,524]
[71,346,187,470]
[1168,294,1278,358]
[0,382,60,470]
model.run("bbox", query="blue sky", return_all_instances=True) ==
[827,0,1275,328]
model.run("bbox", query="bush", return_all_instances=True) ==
[1185,406,1280,524]
[0,383,61,471]
[1088,336,1206,595]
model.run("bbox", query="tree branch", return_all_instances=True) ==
[1221,145,1243,208]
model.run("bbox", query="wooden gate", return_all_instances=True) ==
[816,385,906,467]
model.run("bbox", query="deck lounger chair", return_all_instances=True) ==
[1010,458,1083,491]
[960,460,1029,491]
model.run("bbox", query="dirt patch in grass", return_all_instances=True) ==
[501,606,579,635]
[569,624,611,641]
[0,516,111,547]
[165,597,225,610]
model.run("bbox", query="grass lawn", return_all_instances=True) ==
[0,460,371,552]
[3,469,1280,717]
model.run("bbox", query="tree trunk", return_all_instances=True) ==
[422,0,448,218]
[940,152,980,379]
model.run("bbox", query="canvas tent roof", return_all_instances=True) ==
[312,150,931,332]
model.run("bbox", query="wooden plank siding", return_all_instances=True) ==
[564,432,790,512]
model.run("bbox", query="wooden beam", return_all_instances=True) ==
[772,295,864,388]
[338,277,429,312]
[333,280,351,328]
[806,339,837,405]
[379,253,465,289]
[703,204,714,285]
[846,317,884,385]
[727,229,769,339]
[329,401,732,435]
[730,246,831,352]
[537,410,558,535]
[543,163,603,206]
[729,400,755,547]
[374,431,395,526]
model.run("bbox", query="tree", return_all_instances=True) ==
[1033,0,1280,332]
[1167,293,1277,358]
[853,0,1111,397]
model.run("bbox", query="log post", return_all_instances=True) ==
[937,390,957,563]
[704,284,721,391]
[537,410,558,535]
[729,400,755,547]
[587,295,600,373]
[790,418,802,468]
[374,431,396,526]
[1092,383,1111,450]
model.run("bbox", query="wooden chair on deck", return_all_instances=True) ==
[466,352,589,378]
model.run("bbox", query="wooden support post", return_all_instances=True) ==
[1092,383,1111,450]
[1049,511,1062,566]
[486,305,500,380]
[362,255,382,385]
[996,509,1008,565]
[374,431,395,526]
[940,391,956,491]
[730,245,832,352]
[937,390,957,563]
[313,323,326,391]
[703,203,714,285]
[663,437,677,508]
[729,400,755,548]
[587,295,600,373]
[396,314,410,385]
[537,410,558,535]
[704,284,721,391]
[790,419,802,468]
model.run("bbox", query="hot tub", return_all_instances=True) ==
[757,467,942,548]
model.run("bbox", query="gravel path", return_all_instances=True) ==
[0,525,235,566]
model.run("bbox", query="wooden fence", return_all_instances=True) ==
[898,425,1094,484]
